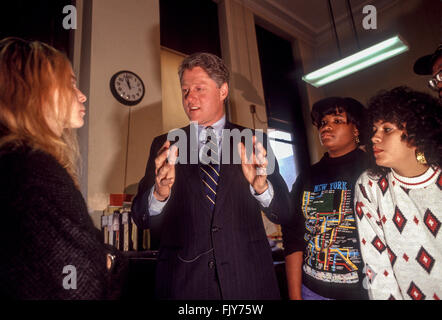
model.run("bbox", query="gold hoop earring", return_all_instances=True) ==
[416,151,427,165]
[355,135,360,144]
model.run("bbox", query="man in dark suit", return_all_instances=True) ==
[131,52,290,299]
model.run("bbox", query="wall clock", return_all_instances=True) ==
[110,70,145,106]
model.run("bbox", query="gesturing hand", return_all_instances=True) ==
[153,140,178,201]
[237,136,269,195]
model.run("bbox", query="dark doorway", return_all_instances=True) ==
[256,25,310,186]
[0,0,74,59]
[160,0,221,57]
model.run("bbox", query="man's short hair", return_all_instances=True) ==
[311,96,367,144]
[178,52,229,88]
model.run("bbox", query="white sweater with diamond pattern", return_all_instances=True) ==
[354,167,442,300]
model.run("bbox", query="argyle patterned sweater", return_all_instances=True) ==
[354,167,442,300]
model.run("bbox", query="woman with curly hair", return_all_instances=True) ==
[354,86,442,300]
[0,37,126,299]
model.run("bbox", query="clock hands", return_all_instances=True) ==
[125,74,132,90]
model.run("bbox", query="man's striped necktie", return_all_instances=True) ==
[200,127,220,211]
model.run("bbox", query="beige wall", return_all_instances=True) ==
[81,0,162,215]
[160,48,188,133]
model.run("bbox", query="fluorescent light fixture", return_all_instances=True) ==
[302,35,409,87]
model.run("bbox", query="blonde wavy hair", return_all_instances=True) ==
[0,37,81,185]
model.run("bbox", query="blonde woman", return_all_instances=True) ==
[0,37,125,299]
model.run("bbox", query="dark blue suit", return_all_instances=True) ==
[131,121,290,299]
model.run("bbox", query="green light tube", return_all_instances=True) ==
[302,35,409,87]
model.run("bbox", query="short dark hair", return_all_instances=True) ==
[311,96,367,145]
[178,52,229,88]
[366,86,442,176]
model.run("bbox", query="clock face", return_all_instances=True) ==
[110,71,145,106]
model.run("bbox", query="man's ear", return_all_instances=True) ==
[219,82,228,101]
